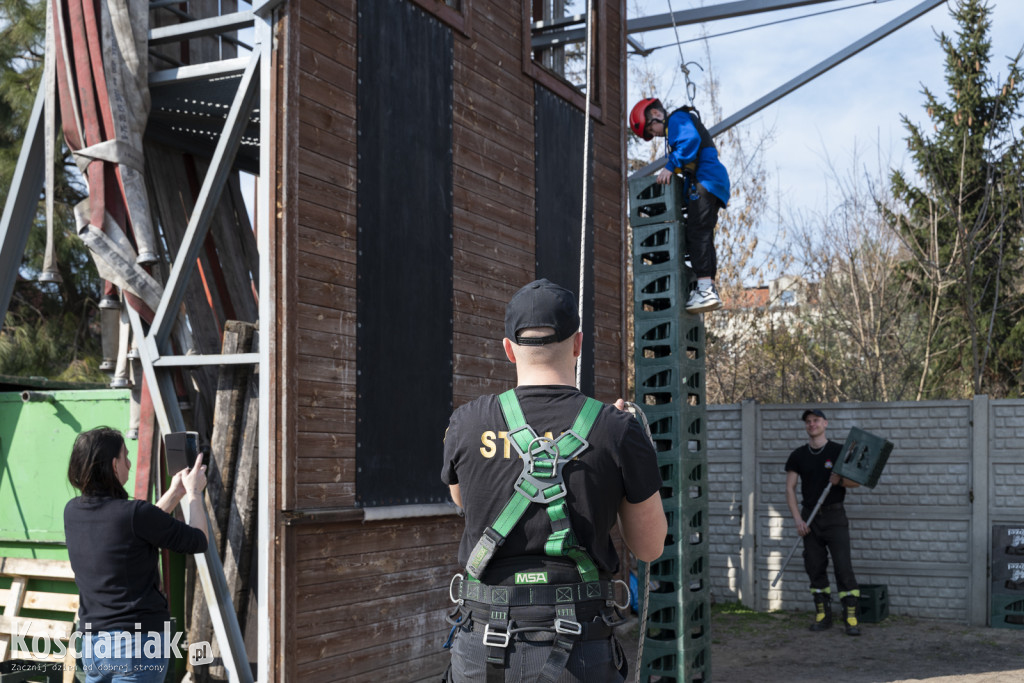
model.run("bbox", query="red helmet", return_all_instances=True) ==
[629,97,662,140]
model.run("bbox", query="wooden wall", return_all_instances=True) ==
[272,1,628,680]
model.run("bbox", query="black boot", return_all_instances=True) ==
[841,595,861,636]
[809,592,832,631]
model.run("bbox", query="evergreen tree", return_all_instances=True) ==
[887,0,1024,398]
[0,0,102,381]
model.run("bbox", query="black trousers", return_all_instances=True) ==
[446,606,626,683]
[683,181,723,280]
[801,505,859,593]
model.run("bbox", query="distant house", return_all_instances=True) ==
[710,275,812,342]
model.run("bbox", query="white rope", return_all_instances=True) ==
[635,560,651,683]
[576,0,594,390]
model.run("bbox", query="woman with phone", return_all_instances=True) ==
[64,427,209,682]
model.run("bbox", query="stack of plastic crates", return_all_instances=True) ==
[629,174,711,682]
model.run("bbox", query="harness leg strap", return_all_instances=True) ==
[536,602,583,683]
[483,603,510,683]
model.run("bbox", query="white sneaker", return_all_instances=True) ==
[685,283,723,314]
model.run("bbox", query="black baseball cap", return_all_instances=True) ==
[801,409,826,421]
[504,279,580,346]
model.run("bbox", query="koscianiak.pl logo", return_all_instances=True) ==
[6,619,212,664]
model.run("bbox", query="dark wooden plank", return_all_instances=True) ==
[453,142,533,198]
[294,456,355,486]
[296,432,355,459]
[294,354,356,385]
[294,249,357,289]
[293,518,462,556]
[297,195,357,237]
[295,276,355,311]
[297,167,357,216]
[299,13,357,71]
[296,564,456,617]
[295,542,459,588]
[295,377,356,409]
[297,115,355,165]
[295,599,448,660]
[295,609,451,681]
[294,482,354,508]
[296,301,355,335]
[298,634,450,683]
[297,146,356,193]
[296,326,357,363]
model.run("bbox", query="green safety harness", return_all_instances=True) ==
[453,389,618,683]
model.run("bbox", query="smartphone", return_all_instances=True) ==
[164,431,200,473]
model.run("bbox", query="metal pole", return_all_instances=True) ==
[771,481,832,588]
[0,86,46,334]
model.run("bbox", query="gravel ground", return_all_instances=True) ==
[613,608,1024,682]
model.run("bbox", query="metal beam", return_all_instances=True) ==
[127,305,254,683]
[152,353,260,367]
[254,13,274,683]
[0,87,46,334]
[534,0,842,49]
[146,49,261,354]
[148,11,255,46]
[629,0,944,179]
[149,56,250,86]
[708,0,944,135]
[627,0,842,33]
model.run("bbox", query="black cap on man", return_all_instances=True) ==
[504,279,580,346]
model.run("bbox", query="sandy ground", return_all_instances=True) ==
[614,609,1024,683]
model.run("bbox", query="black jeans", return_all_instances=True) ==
[801,505,858,592]
[683,181,722,280]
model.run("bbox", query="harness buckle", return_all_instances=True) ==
[482,624,511,648]
[611,579,631,610]
[554,618,582,636]
[557,429,591,460]
[449,573,464,605]
[514,474,567,504]
[505,426,536,458]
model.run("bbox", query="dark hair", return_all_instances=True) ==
[67,427,128,499]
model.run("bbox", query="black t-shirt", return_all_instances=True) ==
[785,440,846,508]
[64,496,208,633]
[441,385,662,584]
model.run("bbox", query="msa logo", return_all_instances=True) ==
[515,572,548,585]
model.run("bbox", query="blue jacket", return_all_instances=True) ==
[664,108,730,206]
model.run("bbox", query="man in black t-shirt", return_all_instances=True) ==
[785,409,862,636]
[441,279,666,682]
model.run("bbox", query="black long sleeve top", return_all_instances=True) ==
[64,496,208,633]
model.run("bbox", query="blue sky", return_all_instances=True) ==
[626,0,1024,259]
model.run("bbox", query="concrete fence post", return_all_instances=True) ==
[740,399,757,607]
[970,394,989,626]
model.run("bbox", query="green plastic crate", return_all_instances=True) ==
[858,584,889,623]
[991,593,1024,630]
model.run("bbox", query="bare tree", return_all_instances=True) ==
[790,144,921,402]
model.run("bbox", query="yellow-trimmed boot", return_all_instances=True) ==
[841,595,862,636]
[809,591,832,631]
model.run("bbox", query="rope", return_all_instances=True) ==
[574,11,650,681]
[666,0,700,106]
[635,560,651,683]
[576,0,594,390]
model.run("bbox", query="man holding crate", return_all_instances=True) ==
[785,409,862,636]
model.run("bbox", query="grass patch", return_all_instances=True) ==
[712,601,786,622]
